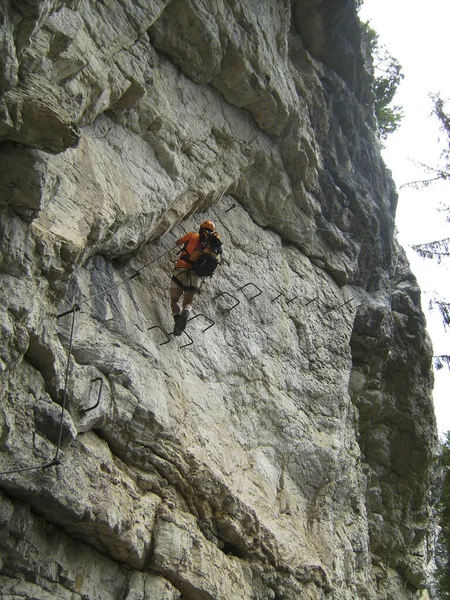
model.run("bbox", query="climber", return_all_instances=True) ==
[170,219,222,336]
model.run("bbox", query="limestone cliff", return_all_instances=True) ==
[0,1,440,599]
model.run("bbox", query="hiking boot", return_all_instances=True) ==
[178,309,189,334]
[173,313,182,336]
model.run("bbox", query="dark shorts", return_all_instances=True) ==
[171,268,202,291]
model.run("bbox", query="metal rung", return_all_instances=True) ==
[187,313,215,333]
[56,304,80,319]
[148,325,171,345]
[272,292,298,305]
[84,377,104,413]
[180,331,194,349]
[213,291,240,312]
[305,296,318,306]
[163,325,195,348]
[42,458,61,469]
[237,282,262,301]
[323,298,354,315]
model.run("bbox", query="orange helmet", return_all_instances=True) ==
[200,219,215,232]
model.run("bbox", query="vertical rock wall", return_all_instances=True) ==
[0,1,439,599]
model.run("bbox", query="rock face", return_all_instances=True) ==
[0,1,439,599]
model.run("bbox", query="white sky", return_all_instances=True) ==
[359,0,450,438]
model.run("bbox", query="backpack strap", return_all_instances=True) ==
[177,240,188,255]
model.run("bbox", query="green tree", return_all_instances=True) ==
[361,20,404,140]
[406,95,450,369]
[406,94,450,189]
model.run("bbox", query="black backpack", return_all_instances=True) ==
[189,232,223,276]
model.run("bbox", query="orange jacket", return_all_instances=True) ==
[175,232,202,268]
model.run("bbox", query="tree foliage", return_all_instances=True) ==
[434,94,450,165]
[361,20,404,140]
[413,238,450,263]
[427,296,450,370]
[404,95,450,368]
[403,94,450,190]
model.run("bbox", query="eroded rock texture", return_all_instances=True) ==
[0,1,439,599]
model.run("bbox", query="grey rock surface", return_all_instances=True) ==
[0,1,439,599]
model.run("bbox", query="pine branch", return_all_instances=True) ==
[438,301,450,329]
[434,355,450,370]
[429,299,450,331]
[399,160,450,190]
[399,176,444,190]
[412,238,450,263]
